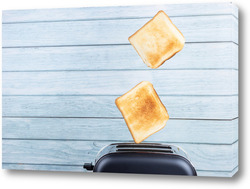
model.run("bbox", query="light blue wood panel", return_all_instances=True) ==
[197,166,238,177]
[2,96,238,119]
[2,3,238,23]
[2,15,237,47]
[2,42,238,71]
[2,70,238,95]
[1,163,238,177]
[2,118,238,144]
[2,140,238,171]
[2,163,86,172]
[2,2,239,177]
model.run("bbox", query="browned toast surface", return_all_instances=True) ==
[129,11,185,69]
[115,81,169,143]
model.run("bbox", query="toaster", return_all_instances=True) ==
[83,143,197,176]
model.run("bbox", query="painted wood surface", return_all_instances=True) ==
[2,140,238,171]
[197,167,238,177]
[2,70,238,95]
[2,3,238,177]
[2,3,238,23]
[2,118,238,144]
[2,43,238,71]
[2,96,238,119]
[2,15,238,48]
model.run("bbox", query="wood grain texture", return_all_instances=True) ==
[2,3,238,23]
[2,140,238,171]
[2,42,238,71]
[1,163,238,177]
[197,166,238,177]
[2,15,237,48]
[2,118,238,144]
[2,96,238,119]
[2,70,238,95]
[2,163,86,172]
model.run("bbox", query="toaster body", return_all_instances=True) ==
[83,143,197,176]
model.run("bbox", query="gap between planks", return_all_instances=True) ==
[1,138,238,145]
[2,41,239,49]
[2,13,238,25]
[2,68,239,72]
[1,116,239,121]
[2,94,239,97]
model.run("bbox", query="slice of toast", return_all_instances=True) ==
[129,10,185,69]
[115,81,169,143]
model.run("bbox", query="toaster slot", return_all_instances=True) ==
[116,143,173,154]
[117,148,173,153]
[116,143,172,149]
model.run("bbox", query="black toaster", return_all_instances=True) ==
[83,143,197,176]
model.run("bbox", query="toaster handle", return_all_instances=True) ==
[83,162,94,171]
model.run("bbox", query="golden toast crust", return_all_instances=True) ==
[116,81,169,143]
[129,10,185,69]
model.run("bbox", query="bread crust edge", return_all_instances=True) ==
[128,10,185,69]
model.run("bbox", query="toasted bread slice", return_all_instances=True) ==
[129,10,185,69]
[115,81,169,143]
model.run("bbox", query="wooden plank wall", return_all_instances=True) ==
[2,3,238,177]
